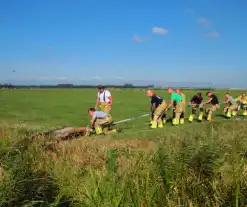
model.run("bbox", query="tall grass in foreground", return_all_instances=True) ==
[1,122,247,206]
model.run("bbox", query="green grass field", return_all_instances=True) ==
[1,88,247,206]
[0,88,245,131]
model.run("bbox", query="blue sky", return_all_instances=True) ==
[1,0,247,87]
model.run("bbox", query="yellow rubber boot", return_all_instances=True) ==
[172,118,179,126]
[158,123,163,128]
[198,112,203,121]
[232,111,237,116]
[150,121,157,129]
[180,118,184,124]
[157,119,163,128]
[188,114,194,122]
[226,111,231,118]
[95,126,103,135]
[163,119,167,124]
[243,111,247,116]
[207,115,212,121]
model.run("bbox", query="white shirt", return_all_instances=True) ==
[97,90,111,102]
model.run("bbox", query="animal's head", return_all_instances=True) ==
[85,126,93,136]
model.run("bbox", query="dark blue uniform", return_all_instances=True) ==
[151,95,163,107]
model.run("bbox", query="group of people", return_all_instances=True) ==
[87,86,247,135]
[87,86,115,135]
[148,89,247,129]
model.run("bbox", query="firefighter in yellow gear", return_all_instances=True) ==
[188,92,204,122]
[235,93,247,116]
[165,88,184,126]
[223,93,238,118]
[94,86,113,113]
[202,92,220,121]
[88,108,116,135]
[176,89,186,124]
[146,90,167,129]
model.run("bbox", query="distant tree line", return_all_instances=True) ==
[0,83,219,90]
[0,83,155,89]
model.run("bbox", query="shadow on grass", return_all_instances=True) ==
[216,114,228,119]
[15,172,74,207]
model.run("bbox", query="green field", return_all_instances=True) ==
[1,88,247,206]
[0,88,245,131]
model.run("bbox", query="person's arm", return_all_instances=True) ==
[151,103,156,113]
[166,100,174,111]
[90,116,96,127]
[105,91,113,107]
[168,100,174,108]
[202,98,212,105]
[190,96,196,104]
[166,93,174,110]
[150,97,157,115]
[109,96,113,107]
[198,97,204,107]
[224,98,230,104]
[95,92,100,109]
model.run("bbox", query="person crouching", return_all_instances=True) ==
[188,92,203,122]
[88,108,116,135]
[146,90,167,129]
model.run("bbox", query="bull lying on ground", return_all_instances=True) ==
[34,126,93,141]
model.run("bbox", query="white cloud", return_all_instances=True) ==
[152,27,168,35]
[132,35,152,43]
[132,35,143,43]
[197,18,211,27]
[204,31,220,38]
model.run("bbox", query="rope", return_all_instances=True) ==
[115,116,247,137]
